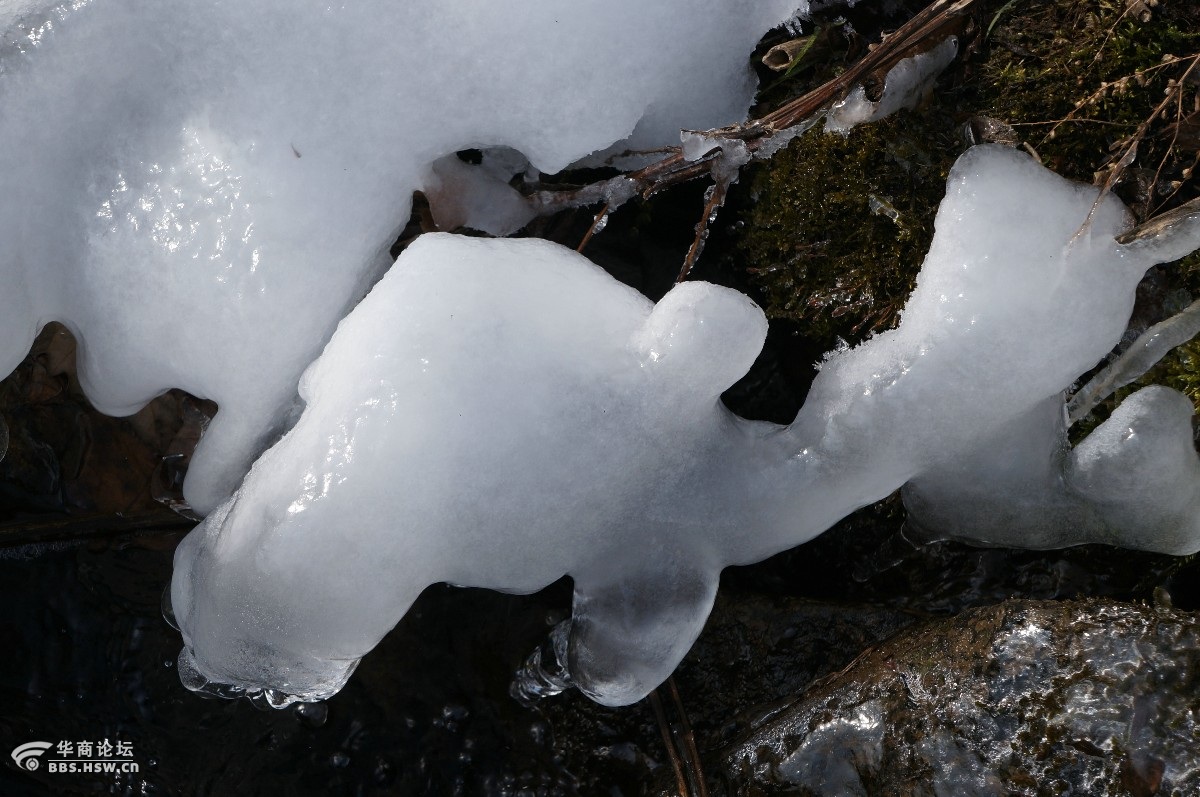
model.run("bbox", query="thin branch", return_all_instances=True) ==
[576,202,611,253]
[527,0,980,280]
[667,678,709,797]
[1043,54,1196,145]
[677,179,730,283]
[649,687,691,797]
[1149,54,1200,215]
[1012,118,1137,128]
[1072,141,1138,244]
[527,0,980,220]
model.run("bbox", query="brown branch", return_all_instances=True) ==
[529,0,981,219]
[1074,51,1200,240]
[667,677,709,797]
[1115,195,1200,246]
[649,687,691,797]
[1150,53,1200,215]
[576,202,611,253]
[754,0,976,132]
[529,0,980,281]
[677,180,730,283]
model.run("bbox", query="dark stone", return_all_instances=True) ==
[710,598,1200,796]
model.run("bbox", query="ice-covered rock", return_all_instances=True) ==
[0,0,802,515]
[170,146,1200,707]
[717,599,1200,796]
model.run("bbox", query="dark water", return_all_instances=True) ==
[2,515,1196,797]
[0,530,619,797]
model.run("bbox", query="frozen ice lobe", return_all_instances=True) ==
[0,0,801,515]
[904,385,1200,555]
[170,147,1200,707]
[901,164,1200,556]
[170,233,776,706]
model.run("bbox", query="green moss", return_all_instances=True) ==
[737,112,956,347]
[737,0,1200,407]
[979,0,1200,423]
[974,0,1200,191]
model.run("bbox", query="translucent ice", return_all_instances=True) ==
[825,35,959,134]
[0,0,801,515]
[903,175,1200,556]
[171,146,1200,706]
[905,386,1200,554]
[422,151,537,237]
[171,233,775,706]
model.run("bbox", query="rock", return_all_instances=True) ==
[713,598,1200,796]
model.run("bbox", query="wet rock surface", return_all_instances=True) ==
[7,512,1200,795]
[713,598,1200,797]
[0,323,209,539]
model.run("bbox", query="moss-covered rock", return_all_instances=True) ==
[738,116,952,345]
[976,0,1200,190]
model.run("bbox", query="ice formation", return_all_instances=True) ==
[0,0,802,515]
[170,146,1200,707]
[825,35,959,134]
[422,150,537,238]
[4,0,1200,714]
[904,387,1200,554]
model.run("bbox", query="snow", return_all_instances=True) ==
[905,386,1200,555]
[0,0,801,515]
[170,233,773,706]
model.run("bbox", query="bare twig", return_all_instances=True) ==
[1043,54,1195,144]
[529,0,981,271]
[677,180,730,283]
[649,687,691,797]
[1071,52,1200,241]
[1115,194,1200,247]
[667,678,709,797]
[1073,141,1138,243]
[576,202,611,253]
[1150,54,1200,215]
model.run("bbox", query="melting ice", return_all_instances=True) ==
[0,0,801,515]
[3,1,1200,710]
[171,146,1200,706]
